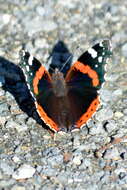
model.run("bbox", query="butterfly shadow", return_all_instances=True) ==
[0,41,73,132]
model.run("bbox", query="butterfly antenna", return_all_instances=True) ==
[60,45,82,72]
[60,54,73,72]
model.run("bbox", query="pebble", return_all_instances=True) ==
[122,43,127,57]
[123,109,127,115]
[89,122,105,135]
[100,89,113,102]
[57,172,68,184]
[0,103,9,116]
[26,117,36,126]
[95,108,114,121]
[114,168,126,175]
[11,186,26,190]
[12,164,36,180]
[112,89,123,98]
[0,179,15,188]
[0,161,14,175]
[73,134,81,148]
[104,147,120,160]
[41,167,58,177]
[2,14,11,24]
[72,155,82,166]
[114,111,124,118]
[5,121,28,132]
[104,120,117,133]
[23,17,57,36]
[15,114,28,125]
[12,155,21,163]
[36,6,45,16]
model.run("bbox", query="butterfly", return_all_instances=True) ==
[19,40,112,133]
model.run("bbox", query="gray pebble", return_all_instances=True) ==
[122,43,127,57]
[0,179,15,188]
[104,120,117,133]
[95,108,113,121]
[0,161,14,175]
[0,103,9,116]
[104,147,120,160]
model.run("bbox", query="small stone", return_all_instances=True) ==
[114,111,124,118]
[122,43,127,57]
[36,165,43,173]
[41,21,57,32]
[26,117,36,126]
[0,161,14,175]
[73,134,81,148]
[57,173,68,184]
[0,103,9,116]
[12,155,20,163]
[41,167,58,177]
[2,14,11,24]
[35,38,49,49]
[36,6,45,16]
[15,114,28,124]
[114,168,126,175]
[100,89,113,102]
[24,17,57,36]
[112,89,123,97]
[104,120,117,133]
[90,122,105,135]
[0,179,15,188]
[0,116,6,125]
[63,152,72,163]
[12,164,36,179]
[95,108,113,121]
[123,109,127,115]
[73,156,82,166]
[104,147,120,160]
[11,185,26,190]
[5,121,28,132]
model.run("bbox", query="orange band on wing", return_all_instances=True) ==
[76,97,100,128]
[33,66,51,95]
[65,61,99,87]
[36,103,59,132]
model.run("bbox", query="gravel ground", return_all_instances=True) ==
[0,0,127,189]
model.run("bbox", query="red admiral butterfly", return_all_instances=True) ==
[20,40,112,133]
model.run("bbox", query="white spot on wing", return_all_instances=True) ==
[98,56,103,63]
[26,65,30,72]
[99,41,103,47]
[22,50,26,56]
[28,55,33,66]
[88,48,97,58]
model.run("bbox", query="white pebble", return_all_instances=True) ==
[12,164,36,179]
[73,156,82,166]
